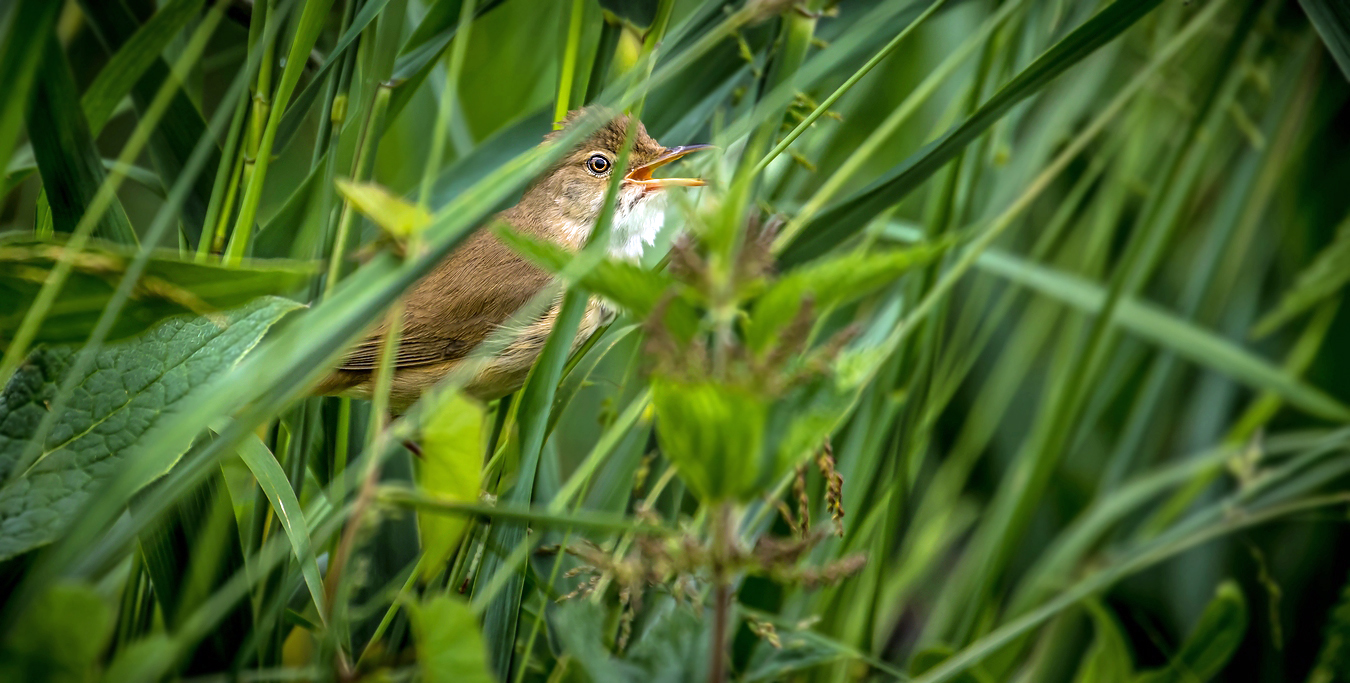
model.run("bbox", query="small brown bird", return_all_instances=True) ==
[315,110,709,412]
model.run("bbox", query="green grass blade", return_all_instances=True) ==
[26,37,137,244]
[0,0,60,177]
[779,0,1167,265]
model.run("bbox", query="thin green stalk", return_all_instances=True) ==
[324,83,393,298]
[417,0,474,219]
[198,86,250,260]
[553,0,586,128]
[225,0,339,263]
[751,0,948,180]
[780,0,1022,247]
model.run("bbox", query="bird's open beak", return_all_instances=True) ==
[624,144,713,188]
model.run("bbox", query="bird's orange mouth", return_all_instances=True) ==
[624,144,713,189]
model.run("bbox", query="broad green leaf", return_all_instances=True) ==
[1135,581,1247,683]
[650,376,768,502]
[1074,602,1134,683]
[336,179,432,239]
[1252,212,1350,337]
[388,0,511,117]
[416,390,485,581]
[229,428,328,619]
[0,297,300,560]
[0,1,60,179]
[0,582,113,683]
[408,596,495,683]
[747,244,940,352]
[81,0,205,136]
[99,636,175,683]
[779,0,1166,265]
[26,37,137,244]
[0,234,312,349]
[492,224,685,320]
[1301,0,1350,80]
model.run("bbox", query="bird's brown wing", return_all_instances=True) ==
[334,229,554,372]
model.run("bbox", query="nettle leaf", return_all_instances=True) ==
[335,179,432,241]
[1134,581,1248,683]
[416,390,486,582]
[408,596,494,683]
[0,297,300,561]
[492,225,697,330]
[1251,213,1350,338]
[650,376,767,502]
[0,234,313,349]
[746,245,939,353]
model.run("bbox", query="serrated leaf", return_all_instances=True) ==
[0,234,313,349]
[335,178,432,239]
[1135,581,1247,683]
[651,376,768,502]
[416,390,485,581]
[0,582,113,683]
[0,297,300,561]
[408,596,495,683]
[1252,213,1350,338]
[491,224,679,318]
[747,245,939,352]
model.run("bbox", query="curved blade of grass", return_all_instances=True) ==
[224,425,329,622]
[779,0,1167,265]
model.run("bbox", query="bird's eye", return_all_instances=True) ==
[586,154,611,175]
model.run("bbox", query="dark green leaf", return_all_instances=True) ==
[0,582,113,683]
[0,297,300,560]
[77,0,223,245]
[1300,0,1350,80]
[81,0,205,136]
[26,37,137,244]
[0,0,60,178]
[1074,602,1134,683]
[599,0,658,28]
[408,596,495,683]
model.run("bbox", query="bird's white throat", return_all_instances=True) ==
[609,188,667,261]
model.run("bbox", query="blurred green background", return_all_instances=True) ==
[3,0,1350,681]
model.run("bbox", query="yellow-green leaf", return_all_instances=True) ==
[335,178,431,240]
[416,390,486,581]
[409,596,495,683]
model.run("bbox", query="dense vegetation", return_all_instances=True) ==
[3,0,1350,680]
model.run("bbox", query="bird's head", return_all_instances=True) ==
[518,109,710,259]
